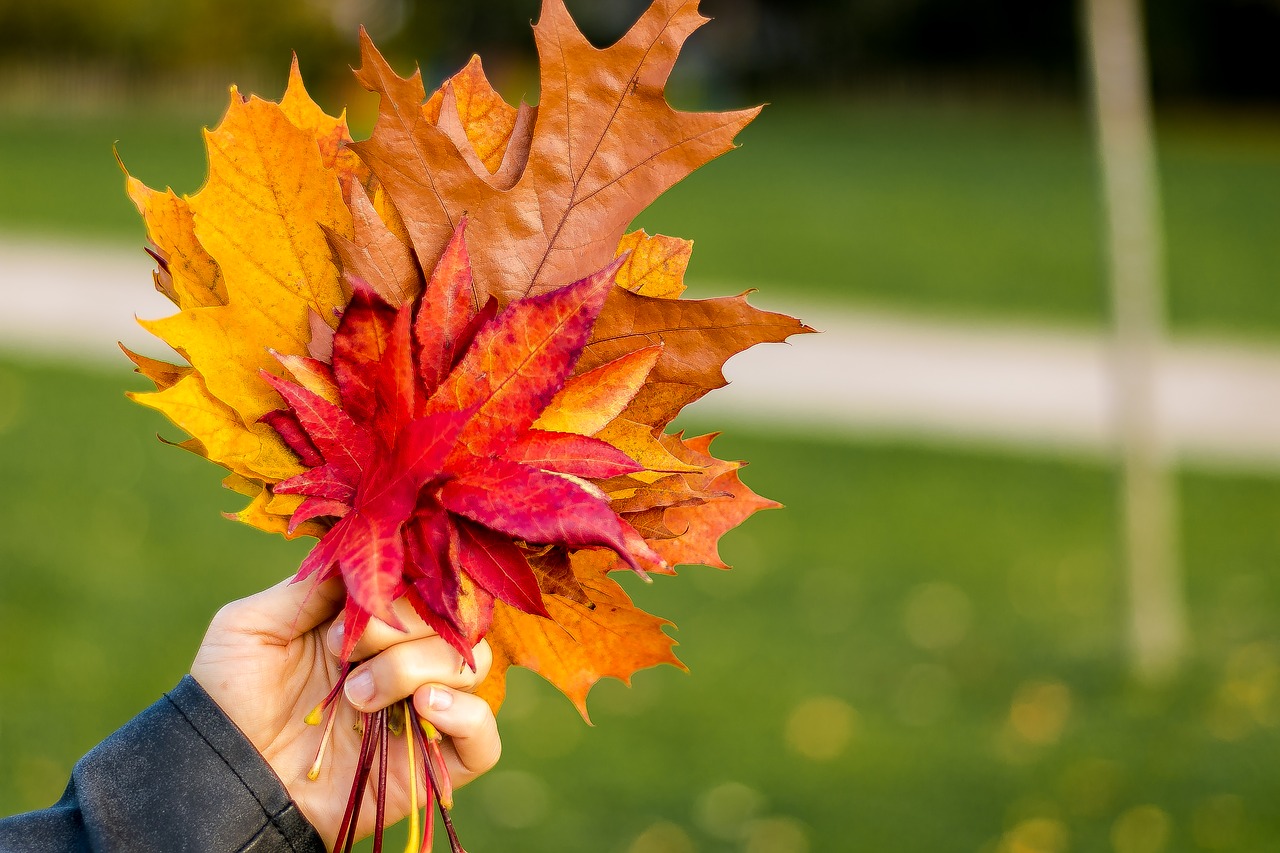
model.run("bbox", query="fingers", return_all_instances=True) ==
[326,596,440,661]
[413,685,502,784]
[343,638,493,714]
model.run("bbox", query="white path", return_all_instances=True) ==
[4,238,1280,471]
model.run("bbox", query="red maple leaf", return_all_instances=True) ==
[263,223,665,666]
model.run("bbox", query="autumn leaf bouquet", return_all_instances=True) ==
[120,0,809,849]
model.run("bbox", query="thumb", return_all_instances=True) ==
[240,574,345,639]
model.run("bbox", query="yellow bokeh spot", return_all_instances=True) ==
[1008,680,1072,745]
[784,696,857,761]
[1206,642,1280,740]
[996,818,1069,853]
[1192,794,1244,850]
[628,821,695,853]
[695,781,765,840]
[1111,805,1171,853]
[744,817,810,853]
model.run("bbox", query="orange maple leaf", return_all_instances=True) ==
[477,550,683,721]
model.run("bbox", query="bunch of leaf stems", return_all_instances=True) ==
[310,671,464,853]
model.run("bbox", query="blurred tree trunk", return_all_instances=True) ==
[1082,0,1187,682]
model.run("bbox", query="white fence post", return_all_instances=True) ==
[1083,0,1188,681]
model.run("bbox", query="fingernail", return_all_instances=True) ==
[327,621,344,656]
[345,669,375,709]
[427,686,454,712]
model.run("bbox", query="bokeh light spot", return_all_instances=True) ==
[695,780,765,840]
[1007,680,1072,745]
[784,696,856,761]
[1205,642,1280,741]
[744,816,810,853]
[1110,805,1172,853]
[1227,642,1280,727]
[627,821,695,853]
[996,817,1069,853]
[903,581,973,650]
[1191,794,1244,850]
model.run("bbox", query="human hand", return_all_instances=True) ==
[190,576,500,849]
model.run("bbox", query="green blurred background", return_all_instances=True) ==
[3,1,1280,851]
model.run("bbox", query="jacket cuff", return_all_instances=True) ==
[71,675,326,853]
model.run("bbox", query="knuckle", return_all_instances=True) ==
[208,600,247,633]
[451,700,502,774]
[454,694,492,734]
[354,622,391,658]
[382,649,421,700]
[476,733,502,773]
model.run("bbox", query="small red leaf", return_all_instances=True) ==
[405,509,499,668]
[454,519,549,618]
[339,597,374,663]
[440,455,649,572]
[275,463,356,502]
[414,220,478,396]
[450,295,498,375]
[315,508,408,630]
[403,506,451,588]
[261,370,372,478]
[260,409,324,468]
[426,257,623,456]
[403,584,474,667]
[507,429,642,479]
[288,496,349,534]
[296,516,345,582]
[404,509,475,664]
[332,281,397,424]
[369,298,416,447]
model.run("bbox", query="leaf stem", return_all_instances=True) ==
[373,709,389,853]
[308,662,353,724]
[415,714,466,853]
[338,712,377,853]
[307,702,340,781]
[403,700,421,853]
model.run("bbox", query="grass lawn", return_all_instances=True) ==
[2,355,1279,851]
[3,96,1280,337]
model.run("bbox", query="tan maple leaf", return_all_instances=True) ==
[351,0,761,304]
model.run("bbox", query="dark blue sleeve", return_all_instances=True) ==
[0,676,325,853]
